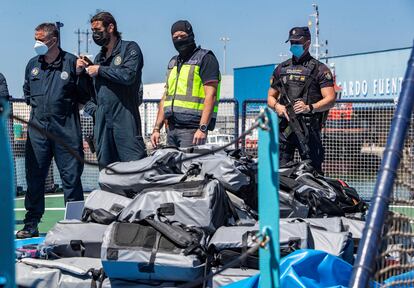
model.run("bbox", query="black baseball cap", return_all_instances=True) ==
[285,27,311,43]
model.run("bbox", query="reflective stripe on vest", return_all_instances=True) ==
[164,49,220,119]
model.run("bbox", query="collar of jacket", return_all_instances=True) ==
[39,48,64,69]
[100,37,122,58]
[292,52,312,65]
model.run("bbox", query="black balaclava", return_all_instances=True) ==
[171,20,196,59]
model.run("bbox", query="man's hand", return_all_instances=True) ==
[150,130,160,148]
[86,65,100,77]
[293,100,311,114]
[193,129,207,145]
[274,103,290,121]
[76,58,89,75]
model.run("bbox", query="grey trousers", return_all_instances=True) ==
[167,128,199,148]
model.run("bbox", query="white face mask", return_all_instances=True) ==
[34,40,49,56]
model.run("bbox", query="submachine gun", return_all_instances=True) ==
[282,93,311,160]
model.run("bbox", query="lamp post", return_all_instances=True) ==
[309,4,320,60]
[220,36,230,75]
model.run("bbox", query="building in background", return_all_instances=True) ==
[234,47,412,107]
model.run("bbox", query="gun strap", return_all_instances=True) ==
[302,59,320,104]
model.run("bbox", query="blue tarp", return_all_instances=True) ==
[15,237,44,249]
[224,249,353,288]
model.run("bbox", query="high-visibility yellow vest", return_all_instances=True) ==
[163,48,221,128]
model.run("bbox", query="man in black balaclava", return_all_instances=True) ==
[171,20,197,59]
[151,20,221,148]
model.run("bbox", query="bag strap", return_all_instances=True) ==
[226,194,242,225]
[88,268,106,288]
[241,230,258,268]
[70,240,86,257]
[138,232,160,273]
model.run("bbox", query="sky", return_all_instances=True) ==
[1,0,413,97]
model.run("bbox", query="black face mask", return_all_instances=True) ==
[173,35,196,58]
[93,30,110,47]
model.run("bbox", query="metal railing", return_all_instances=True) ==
[355,46,414,288]
[241,98,414,201]
[7,98,239,193]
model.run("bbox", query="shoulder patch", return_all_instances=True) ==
[31,67,39,77]
[130,49,137,56]
[60,71,69,80]
[324,70,333,80]
[114,55,122,66]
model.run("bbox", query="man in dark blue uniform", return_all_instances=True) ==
[81,12,146,168]
[0,73,9,98]
[267,27,336,174]
[16,23,92,238]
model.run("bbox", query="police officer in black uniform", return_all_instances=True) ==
[0,73,9,99]
[267,27,336,174]
[81,12,146,168]
[16,23,93,238]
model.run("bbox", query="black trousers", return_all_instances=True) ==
[279,128,325,174]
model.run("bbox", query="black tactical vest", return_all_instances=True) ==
[278,58,321,105]
[278,58,328,130]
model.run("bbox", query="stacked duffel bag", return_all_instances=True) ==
[16,147,259,287]
[15,147,371,287]
[100,146,258,287]
[15,188,133,288]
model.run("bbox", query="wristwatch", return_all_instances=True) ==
[309,104,314,114]
[199,124,208,133]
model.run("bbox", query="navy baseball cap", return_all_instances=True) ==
[285,27,311,43]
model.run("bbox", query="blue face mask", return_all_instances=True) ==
[290,44,305,58]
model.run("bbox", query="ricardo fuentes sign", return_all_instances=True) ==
[337,77,403,99]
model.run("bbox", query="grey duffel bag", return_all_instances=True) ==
[44,220,108,258]
[208,223,311,252]
[309,226,354,264]
[82,190,133,224]
[99,148,187,197]
[191,156,251,193]
[280,217,344,233]
[226,192,258,226]
[118,177,232,233]
[341,217,365,239]
[16,257,104,288]
[208,222,311,270]
[101,220,206,282]
[210,268,258,288]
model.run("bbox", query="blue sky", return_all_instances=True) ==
[1,0,413,97]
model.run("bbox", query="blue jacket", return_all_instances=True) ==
[83,39,143,130]
[23,49,93,141]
